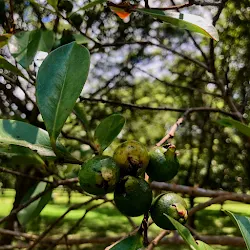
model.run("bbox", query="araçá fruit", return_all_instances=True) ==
[113,140,149,177]
[150,193,188,230]
[69,13,83,28]
[58,0,73,12]
[146,145,180,182]
[114,175,152,217]
[78,155,120,195]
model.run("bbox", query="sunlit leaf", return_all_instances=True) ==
[165,214,198,250]
[36,42,90,145]
[196,241,215,250]
[0,144,45,165]
[80,0,107,11]
[95,114,125,151]
[8,30,55,68]
[136,9,219,41]
[0,119,79,163]
[164,214,215,250]
[17,182,52,225]
[47,0,58,9]
[0,33,12,48]
[109,233,143,250]
[225,211,250,250]
[217,118,250,137]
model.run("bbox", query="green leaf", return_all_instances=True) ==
[74,103,91,132]
[225,211,250,250]
[109,233,143,250]
[217,118,250,137]
[196,241,215,250]
[0,144,45,165]
[80,0,107,11]
[36,42,90,145]
[164,214,198,250]
[0,56,26,79]
[8,30,55,68]
[164,215,215,250]
[0,33,11,48]
[47,0,58,9]
[17,182,52,225]
[136,9,219,41]
[94,114,125,151]
[0,119,76,162]
[73,34,89,44]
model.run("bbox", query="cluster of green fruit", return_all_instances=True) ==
[78,140,188,230]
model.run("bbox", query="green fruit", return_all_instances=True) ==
[146,145,179,182]
[114,176,152,217]
[69,13,83,28]
[150,193,188,230]
[113,140,149,177]
[78,156,120,195]
[58,0,73,12]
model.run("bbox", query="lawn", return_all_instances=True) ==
[0,189,248,250]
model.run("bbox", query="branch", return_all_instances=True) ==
[80,97,238,118]
[150,182,250,203]
[0,229,245,247]
[156,117,184,146]
[48,199,111,248]
[188,195,232,216]
[147,230,169,250]
[26,197,99,250]
[0,167,52,184]
[61,131,99,153]
[0,186,53,225]
[134,66,221,97]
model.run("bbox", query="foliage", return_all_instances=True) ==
[0,0,250,249]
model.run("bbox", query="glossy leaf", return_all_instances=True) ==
[225,211,250,250]
[0,144,45,165]
[217,118,250,137]
[109,233,143,250]
[0,33,11,48]
[36,42,90,145]
[47,0,58,9]
[94,114,125,151]
[164,214,215,250]
[0,56,26,78]
[196,241,215,250]
[77,0,107,11]
[8,30,54,68]
[136,9,219,41]
[74,103,91,132]
[0,119,76,161]
[165,214,198,250]
[17,182,52,225]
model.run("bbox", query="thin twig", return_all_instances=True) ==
[26,198,98,250]
[156,117,184,146]
[80,97,237,118]
[0,167,52,184]
[147,230,169,250]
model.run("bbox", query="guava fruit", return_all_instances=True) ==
[150,192,188,230]
[114,176,152,217]
[78,156,120,195]
[113,140,149,177]
[146,145,179,182]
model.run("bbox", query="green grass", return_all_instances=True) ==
[0,189,248,250]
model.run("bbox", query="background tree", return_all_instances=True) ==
[0,0,250,249]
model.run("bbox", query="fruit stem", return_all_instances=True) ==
[139,212,149,246]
